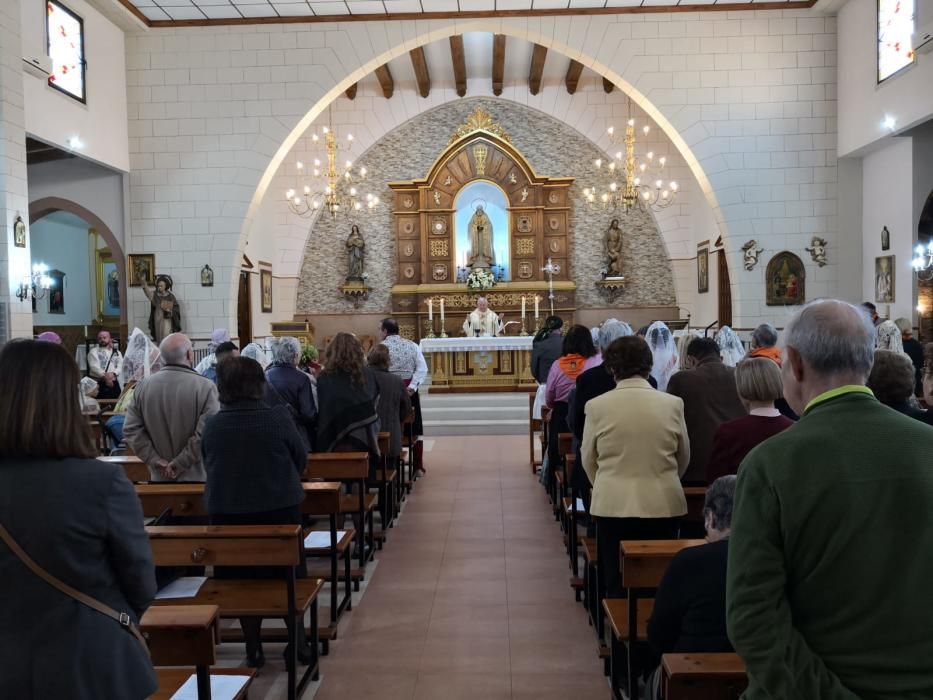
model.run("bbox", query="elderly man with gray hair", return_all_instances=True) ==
[265,336,317,451]
[124,332,220,481]
[727,300,933,699]
[746,322,782,366]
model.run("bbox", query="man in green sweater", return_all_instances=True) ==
[727,299,933,699]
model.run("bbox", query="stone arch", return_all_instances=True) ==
[29,197,128,325]
[232,22,728,323]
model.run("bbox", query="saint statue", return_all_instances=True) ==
[142,273,181,344]
[462,296,503,337]
[346,224,365,280]
[605,218,623,278]
[467,203,496,269]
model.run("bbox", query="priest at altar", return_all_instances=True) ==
[462,297,503,337]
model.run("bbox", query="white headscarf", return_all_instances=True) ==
[646,321,678,392]
[716,326,745,367]
[241,342,270,369]
[119,327,161,386]
[876,320,906,356]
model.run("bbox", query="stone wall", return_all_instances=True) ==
[296,97,676,315]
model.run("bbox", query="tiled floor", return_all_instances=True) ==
[248,435,608,699]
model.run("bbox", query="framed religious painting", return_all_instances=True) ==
[766,251,806,306]
[697,244,709,294]
[13,216,26,248]
[875,255,895,303]
[128,254,154,287]
[260,267,273,313]
[96,249,120,321]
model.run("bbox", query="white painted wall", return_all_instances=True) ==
[862,137,914,320]
[30,210,93,325]
[20,0,129,171]
[838,0,933,157]
[27,157,127,247]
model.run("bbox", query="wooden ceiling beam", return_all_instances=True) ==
[450,35,467,98]
[345,83,358,100]
[565,59,584,95]
[602,77,614,94]
[528,44,547,96]
[492,34,506,96]
[410,46,431,98]
[375,64,394,99]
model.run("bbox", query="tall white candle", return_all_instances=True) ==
[440,297,445,323]
[534,295,540,319]
[428,298,433,321]
[521,295,526,319]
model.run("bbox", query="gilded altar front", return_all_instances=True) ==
[420,337,537,393]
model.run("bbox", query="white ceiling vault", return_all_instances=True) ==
[127,0,810,24]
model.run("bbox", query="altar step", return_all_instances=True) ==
[420,392,530,436]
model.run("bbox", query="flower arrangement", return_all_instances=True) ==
[466,267,497,291]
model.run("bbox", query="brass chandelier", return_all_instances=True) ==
[583,103,678,213]
[285,107,380,220]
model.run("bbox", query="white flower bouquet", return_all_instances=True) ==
[466,267,497,291]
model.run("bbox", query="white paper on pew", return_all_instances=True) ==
[575,498,585,512]
[304,530,347,549]
[170,673,250,700]
[155,576,207,600]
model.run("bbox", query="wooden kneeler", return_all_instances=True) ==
[147,525,322,700]
[142,604,255,700]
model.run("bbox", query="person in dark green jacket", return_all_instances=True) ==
[727,299,933,699]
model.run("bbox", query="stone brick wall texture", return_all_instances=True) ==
[296,97,676,314]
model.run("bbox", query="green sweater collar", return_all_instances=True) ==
[803,385,874,415]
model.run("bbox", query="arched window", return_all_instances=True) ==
[878,0,915,82]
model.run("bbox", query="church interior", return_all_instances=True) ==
[4,0,933,698]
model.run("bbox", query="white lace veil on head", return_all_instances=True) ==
[716,326,746,367]
[646,321,678,391]
[242,342,270,369]
[119,328,161,386]
[876,320,905,355]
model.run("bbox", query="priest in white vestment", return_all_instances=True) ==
[462,296,503,337]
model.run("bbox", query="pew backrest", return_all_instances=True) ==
[620,539,706,589]
[305,452,369,481]
[141,604,219,666]
[146,525,302,567]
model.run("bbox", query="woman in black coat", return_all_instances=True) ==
[0,340,157,700]
[368,343,411,461]
[201,356,309,669]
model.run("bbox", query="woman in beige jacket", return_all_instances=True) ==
[581,335,690,598]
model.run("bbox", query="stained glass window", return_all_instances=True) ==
[46,0,85,102]
[879,0,915,82]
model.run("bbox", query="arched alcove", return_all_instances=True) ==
[454,181,510,279]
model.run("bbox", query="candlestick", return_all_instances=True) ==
[440,297,447,337]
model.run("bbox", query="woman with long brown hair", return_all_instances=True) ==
[315,332,380,454]
[0,340,157,699]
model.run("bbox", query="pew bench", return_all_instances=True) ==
[528,393,543,473]
[661,653,748,700]
[147,524,322,700]
[100,454,151,483]
[141,604,255,700]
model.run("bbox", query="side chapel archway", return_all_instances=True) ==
[387,107,575,340]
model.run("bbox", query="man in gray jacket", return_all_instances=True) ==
[125,332,219,481]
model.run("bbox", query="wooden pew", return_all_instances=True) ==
[136,484,207,518]
[561,453,585,596]
[553,432,573,520]
[306,452,375,571]
[100,455,150,483]
[662,653,748,700]
[374,432,398,539]
[682,486,707,539]
[142,604,255,700]
[529,393,543,473]
[602,539,706,699]
[147,524,322,700]
[300,481,354,645]
[400,408,417,492]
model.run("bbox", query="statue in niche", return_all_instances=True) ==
[467,201,496,269]
[346,224,365,280]
[605,218,623,278]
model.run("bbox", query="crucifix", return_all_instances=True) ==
[541,257,561,317]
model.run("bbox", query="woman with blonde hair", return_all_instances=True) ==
[706,357,794,482]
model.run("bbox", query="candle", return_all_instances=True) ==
[534,295,540,319]
[428,298,433,321]
[521,295,526,319]
[440,297,445,323]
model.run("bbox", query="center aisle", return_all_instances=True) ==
[314,435,607,700]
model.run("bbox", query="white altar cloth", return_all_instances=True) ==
[419,336,534,353]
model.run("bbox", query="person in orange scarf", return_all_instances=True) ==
[747,323,783,367]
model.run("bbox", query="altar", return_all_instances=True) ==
[420,336,536,393]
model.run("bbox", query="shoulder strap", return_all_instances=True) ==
[0,523,150,655]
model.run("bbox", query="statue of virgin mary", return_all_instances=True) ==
[467,203,496,269]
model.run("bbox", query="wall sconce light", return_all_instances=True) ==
[16,263,52,303]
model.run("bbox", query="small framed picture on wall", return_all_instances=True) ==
[697,244,709,294]
[875,255,895,304]
[260,267,273,313]
[128,254,155,287]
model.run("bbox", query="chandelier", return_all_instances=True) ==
[285,108,380,220]
[913,241,933,281]
[582,108,678,213]
[16,263,52,303]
